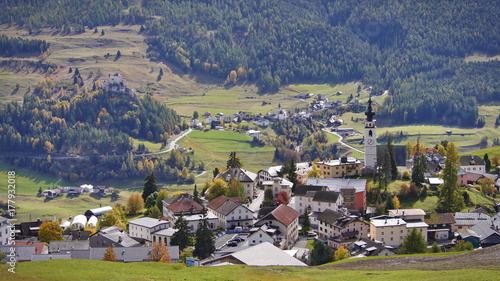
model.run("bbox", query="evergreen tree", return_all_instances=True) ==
[262,188,274,207]
[145,192,158,209]
[101,29,105,36]
[280,158,298,192]
[227,178,246,202]
[399,228,427,254]
[302,209,311,234]
[484,153,491,171]
[38,187,42,195]
[437,142,465,213]
[170,213,193,251]
[227,151,243,168]
[193,209,215,259]
[411,139,427,188]
[212,167,219,179]
[193,184,202,204]
[386,136,398,180]
[431,242,441,253]
[309,240,334,265]
[142,172,158,201]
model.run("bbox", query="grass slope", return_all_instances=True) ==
[6,257,499,281]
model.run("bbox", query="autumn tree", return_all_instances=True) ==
[38,221,64,243]
[392,195,401,209]
[307,165,322,178]
[227,178,246,202]
[437,142,465,213]
[142,172,158,201]
[99,206,127,229]
[399,228,427,254]
[149,242,171,263]
[450,240,473,252]
[170,214,193,251]
[276,190,290,205]
[226,70,237,84]
[193,209,215,260]
[103,246,117,262]
[156,189,169,210]
[477,177,497,196]
[207,178,229,201]
[145,205,162,218]
[334,246,350,261]
[126,193,144,215]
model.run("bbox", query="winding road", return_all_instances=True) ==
[323,129,365,154]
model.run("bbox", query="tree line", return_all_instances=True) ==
[0,34,49,56]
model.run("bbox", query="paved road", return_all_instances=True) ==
[323,129,365,154]
[291,236,310,262]
[248,190,264,215]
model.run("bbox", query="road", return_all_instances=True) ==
[323,129,365,154]
[248,190,264,216]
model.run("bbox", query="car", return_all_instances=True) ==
[227,241,238,247]
[307,231,317,238]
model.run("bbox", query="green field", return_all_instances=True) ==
[466,146,500,159]
[5,258,499,281]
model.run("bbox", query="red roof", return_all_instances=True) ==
[166,195,204,214]
[207,195,241,211]
[268,204,300,227]
[15,241,47,254]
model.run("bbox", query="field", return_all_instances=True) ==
[5,245,500,281]
[177,130,275,176]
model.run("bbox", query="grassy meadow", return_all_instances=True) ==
[5,258,499,281]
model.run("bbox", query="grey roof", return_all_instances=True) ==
[218,242,306,266]
[347,238,396,257]
[217,167,257,183]
[91,226,140,247]
[305,178,366,193]
[67,246,180,262]
[0,245,36,262]
[317,209,344,225]
[469,221,500,242]
[128,217,170,229]
[153,228,178,236]
[493,213,500,229]
[49,240,90,253]
[294,185,326,196]
[460,155,486,166]
[31,254,72,261]
[312,191,341,203]
[454,212,493,226]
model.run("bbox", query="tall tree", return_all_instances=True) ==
[386,136,398,180]
[411,139,427,188]
[38,221,64,243]
[142,172,158,201]
[207,178,229,201]
[307,165,322,178]
[399,228,427,254]
[193,184,202,204]
[227,178,246,202]
[103,246,117,262]
[149,242,171,263]
[309,240,333,266]
[126,193,144,215]
[170,214,193,251]
[262,188,274,207]
[437,142,465,213]
[484,153,491,171]
[301,209,311,234]
[193,209,215,260]
[227,152,242,168]
[280,158,298,192]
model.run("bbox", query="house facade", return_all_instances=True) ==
[369,216,428,247]
[460,155,486,173]
[305,178,367,213]
[128,218,170,242]
[254,204,300,249]
[314,156,362,178]
[215,167,258,200]
[207,196,255,230]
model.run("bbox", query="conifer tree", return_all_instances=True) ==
[399,228,427,254]
[193,209,215,259]
[437,142,465,212]
[142,172,158,201]
[170,213,193,251]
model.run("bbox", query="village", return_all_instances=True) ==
[2,100,500,267]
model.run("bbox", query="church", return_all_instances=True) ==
[364,97,377,171]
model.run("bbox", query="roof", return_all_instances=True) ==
[153,228,178,236]
[312,191,341,203]
[405,220,429,228]
[469,221,500,242]
[211,198,252,217]
[91,226,140,247]
[128,217,170,229]
[66,246,180,262]
[458,228,481,239]
[49,241,90,252]
[0,245,36,262]
[347,238,396,257]
[14,241,47,255]
[223,242,306,266]
[314,158,361,167]
[317,209,344,225]
[389,209,426,217]
[166,194,204,214]
[371,218,406,228]
[460,155,486,166]
[31,254,72,261]
[216,167,258,183]
[85,206,112,217]
[207,195,232,210]
[333,215,365,229]
[294,185,325,196]
[428,178,444,185]
[261,204,300,227]
[305,178,366,193]
[424,213,456,225]
[471,207,489,215]
[455,212,493,226]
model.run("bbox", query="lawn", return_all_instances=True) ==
[7,259,499,281]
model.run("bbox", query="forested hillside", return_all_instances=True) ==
[1,0,500,126]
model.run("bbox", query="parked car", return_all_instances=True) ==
[227,241,238,247]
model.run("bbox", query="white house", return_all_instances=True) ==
[128,217,170,242]
[460,155,486,173]
[215,167,258,200]
[247,225,276,246]
[246,130,261,140]
[206,196,254,230]
[254,204,300,249]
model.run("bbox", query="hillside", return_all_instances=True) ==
[1,0,499,127]
[4,246,500,281]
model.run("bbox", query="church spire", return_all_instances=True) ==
[365,96,375,122]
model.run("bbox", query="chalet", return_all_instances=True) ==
[252,119,270,127]
[183,212,218,233]
[424,213,456,240]
[90,226,139,248]
[46,189,61,198]
[317,94,328,101]
[207,195,254,230]
[215,167,258,200]
[128,217,170,242]
[460,154,486,173]
[326,215,368,250]
[247,225,277,246]
[254,204,300,249]
[294,185,326,215]
[305,178,367,213]
[317,209,344,240]
[314,156,362,178]
[201,242,306,267]
[260,177,293,198]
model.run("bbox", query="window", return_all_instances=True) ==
[381,232,384,235]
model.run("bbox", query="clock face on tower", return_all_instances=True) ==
[367,139,374,145]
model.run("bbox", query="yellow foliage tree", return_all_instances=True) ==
[307,165,322,178]
[126,193,145,215]
[392,195,401,209]
[226,70,237,84]
[237,67,247,80]
[103,246,117,262]
[83,226,97,235]
[334,246,350,261]
[38,221,64,243]
[208,178,229,201]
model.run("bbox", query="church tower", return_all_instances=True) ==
[364,96,377,171]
